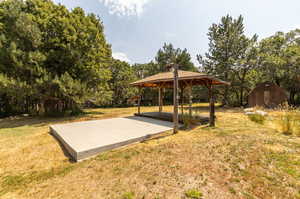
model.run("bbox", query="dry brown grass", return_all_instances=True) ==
[0,104,300,199]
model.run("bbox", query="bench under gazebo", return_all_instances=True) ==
[130,69,229,131]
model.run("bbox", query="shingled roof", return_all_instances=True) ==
[130,70,229,88]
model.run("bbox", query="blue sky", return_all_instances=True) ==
[53,0,299,65]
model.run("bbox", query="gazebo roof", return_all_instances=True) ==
[130,70,229,88]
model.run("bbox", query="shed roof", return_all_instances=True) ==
[130,70,230,88]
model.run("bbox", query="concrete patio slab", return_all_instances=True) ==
[50,116,173,161]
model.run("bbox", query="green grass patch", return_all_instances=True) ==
[242,191,255,199]
[277,110,300,136]
[122,191,135,199]
[0,126,41,138]
[247,114,265,124]
[185,189,203,199]
[267,152,300,179]
[229,187,237,194]
[0,165,76,196]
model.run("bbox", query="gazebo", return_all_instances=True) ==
[130,69,229,131]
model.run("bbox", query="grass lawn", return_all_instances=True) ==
[0,104,300,199]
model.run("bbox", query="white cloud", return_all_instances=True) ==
[99,0,151,16]
[112,52,131,63]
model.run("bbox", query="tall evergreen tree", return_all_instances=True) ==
[197,15,258,106]
[155,43,197,72]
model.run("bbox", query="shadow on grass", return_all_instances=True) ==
[0,162,77,197]
[82,110,105,115]
[0,110,104,129]
[49,131,76,163]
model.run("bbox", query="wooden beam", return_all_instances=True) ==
[180,86,184,116]
[158,87,163,113]
[208,83,215,127]
[188,85,192,119]
[138,87,141,115]
[173,64,179,134]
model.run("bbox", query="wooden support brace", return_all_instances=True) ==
[173,65,179,134]
[188,86,192,119]
[208,83,215,127]
[158,87,163,113]
[180,86,184,116]
[138,87,141,115]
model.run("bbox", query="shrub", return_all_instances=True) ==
[122,191,135,199]
[182,113,204,129]
[182,113,193,129]
[247,113,266,124]
[185,189,203,199]
[277,109,300,136]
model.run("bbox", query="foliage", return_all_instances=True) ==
[182,113,196,129]
[155,43,197,72]
[253,30,300,105]
[109,59,137,106]
[277,109,300,136]
[247,113,266,125]
[197,15,258,106]
[134,43,197,77]
[185,189,203,199]
[133,43,198,105]
[198,15,300,107]
[0,0,112,116]
[181,110,208,129]
[1,3,300,117]
[122,191,135,199]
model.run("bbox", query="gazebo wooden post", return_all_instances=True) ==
[138,87,142,115]
[208,82,215,127]
[158,86,163,113]
[180,86,184,116]
[188,85,192,119]
[173,64,179,134]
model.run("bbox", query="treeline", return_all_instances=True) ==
[0,0,112,116]
[0,0,195,117]
[0,0,299,117]
[198,15,300,106]
[135,16,300,107]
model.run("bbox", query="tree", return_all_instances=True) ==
[132,43,198,106]
[0,0,112,116]
[255,29,300,105]
[109,59,137,106]
[197,15,258,106]
[156,43,197,72]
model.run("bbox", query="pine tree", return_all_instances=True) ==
[197,15,257,106]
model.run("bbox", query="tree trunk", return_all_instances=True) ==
[289,90,296,105]
[240,86,244,107]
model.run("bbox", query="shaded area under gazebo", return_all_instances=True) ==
[130,70,229,127]
[135,112,209,124]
